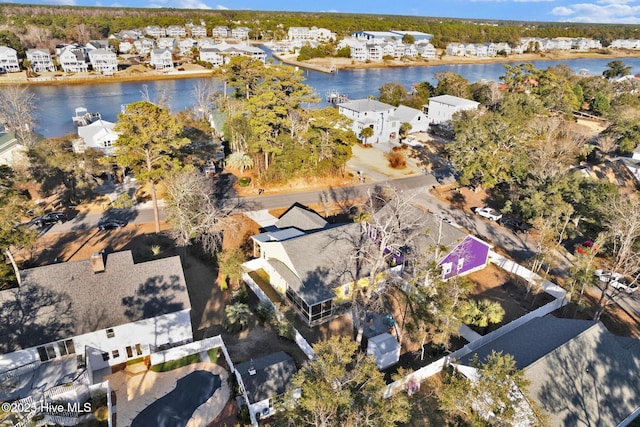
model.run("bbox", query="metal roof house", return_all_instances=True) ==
[458,316,640,427]
[426,94,480,125]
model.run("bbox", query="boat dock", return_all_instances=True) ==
[72,107,101,127]
[326,90,349,104]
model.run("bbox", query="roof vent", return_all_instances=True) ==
[90,252,105,273]
[248,359,256,376]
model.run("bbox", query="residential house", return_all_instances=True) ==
[0,46,20,72]
[338,99,399,143]
[0,130,26,167]
[178,38,197,55]
[366,43,383,61]
[338,38,367,61]
[611,39,640,49]
[150,48,174,70]
[26,48,55,72]
[145,25,166,38]
[212,26,230,38]
[458,316,640,427]
[75,120,119,154]
[58,47,89,73]
[415,41,437,59]
[426,94,480,125]
[199,48,225,67]
[119,41,133,54]
[211,42,266,63]
[446,43,466,56]
[250,203,491,326]
[309,27,334,41]
[393,105,429,134]
[0,251,192,405]
[231,27,251,40]
[133,38,156,55]
[157,37,177,50]
[234,352,298,425]
[85,40,111,53]
[88,49,118,75]
[288,27,311,40]
[166,25,187,38]
[190,24,208,38]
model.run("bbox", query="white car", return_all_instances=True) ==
[594,269,638,294]
[403,137,424,148]
[473,207,503,221]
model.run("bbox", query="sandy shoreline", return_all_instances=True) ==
[1,50,639,86]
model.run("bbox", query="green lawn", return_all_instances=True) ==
[150,353,201,372]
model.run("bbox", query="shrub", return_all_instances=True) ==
[387,151,407,169]
[257,299,276,324]
[238,177,251,187]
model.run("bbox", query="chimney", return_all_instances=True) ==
[90,252,105,273]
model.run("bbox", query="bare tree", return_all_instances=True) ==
[0,85,38,148]
[597,134,617,157]
[192,80,213,122]
[592,197,640,320]
[163,169,229,255]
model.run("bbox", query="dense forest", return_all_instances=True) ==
[1,3,640,50]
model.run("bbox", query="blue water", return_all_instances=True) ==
[30,55,640,138]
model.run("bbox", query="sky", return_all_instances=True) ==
[6,0,640,24]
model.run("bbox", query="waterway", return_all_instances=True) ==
[31,56,640,138]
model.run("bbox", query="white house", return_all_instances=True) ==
[166,25,187,38]
[0,251,193,402]
[426,95,480,125]
[212,26,230,38]
[26,48,55,72]
[0,46,20,72]
[144,25,166,38]
[178,38,197,55]
[231,27,251,40]
[0,130,26,167]
[288,27,311,40]
[75,120,119,154]
[58,47,89,73]
[88,49,118,75]
[611,39,640,49]
[338,99,401,143]
[157,37,177,50]
[393,105,430,134]
[190,25,208,38]
[234,352,298,425]
[416,41,437,59]
[119,41,133,54]
[309,26,334,41]
[199,48,225,67]
[133,38,156,55]
[150,48,174,70]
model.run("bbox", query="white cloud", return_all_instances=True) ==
[48,0,77,5]
[216,4,229,9]
[514,0,554,3]
[551,1,640,23]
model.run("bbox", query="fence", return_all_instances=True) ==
[149,335,233,369]
[242,262,315,360]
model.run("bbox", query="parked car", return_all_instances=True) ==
[34,211,68,226]
[473,207,503,221]
[403,137,424,148]
[498,217,530,234]
[576,240,597,255]
[593,269,637,293]
[98,219,126,230]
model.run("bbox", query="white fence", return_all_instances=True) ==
[149,335,233,369]
[384,252,567,397]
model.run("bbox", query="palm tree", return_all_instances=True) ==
[360,126,374,144]
[218,248,246,289]
[459,299,505,333]
[225,151,254,174]
[223,302,253,332]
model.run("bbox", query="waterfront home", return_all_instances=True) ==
[166,25,187,38]
[189,24,208,38]
[288,27,311,40]
[309,26,335,41]
[231,27,251,40]
[150,48,174,70]
[393,105,429,134]
[133,38,156,55]
[178,38,197,55]
[118,41,133,54]
[0,46,20,72]
[75,119,119,154]
[415,41,437,59]
[212,26,230,38]
[58,46,89,73]
[611,39,640,49]
[157,37,177,50]
[85,40,111,52]
[199,48,226,67]
[25,48,55,73]
[0,130,26,167]
[144,25,166,38]
[338,98,399,143]
[88,49,117,75]
[426,95,480,125]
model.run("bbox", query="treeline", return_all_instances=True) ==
[1,4,640,49]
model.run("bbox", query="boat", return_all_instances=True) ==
[326,90,349,104]
[72,107,101,127]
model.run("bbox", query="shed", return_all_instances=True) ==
[366,333,400,370]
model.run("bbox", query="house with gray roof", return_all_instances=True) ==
[426,94,480,125]
[251,203,490,326]
[234,351,298,424]
[393,105,429,134]
[458,316,640,426]
[0,130,26,167]
[75,119,119,154]
[0,251,193,402]
[338,99,400,143]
